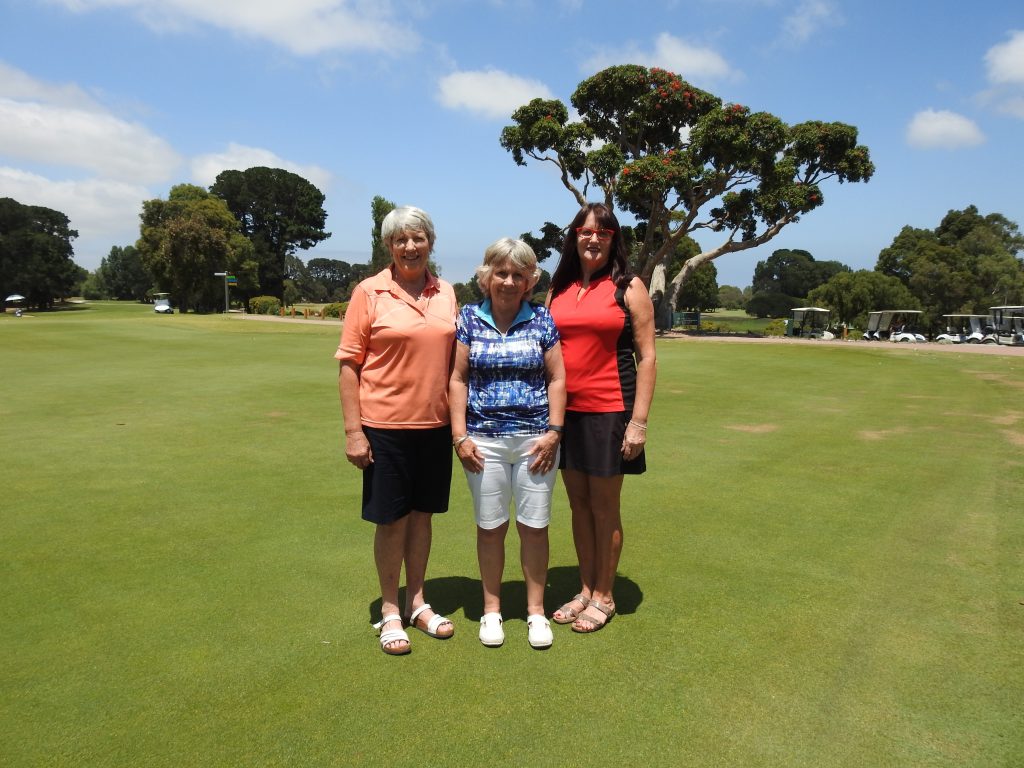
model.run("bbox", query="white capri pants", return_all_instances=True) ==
[462,434,559,530]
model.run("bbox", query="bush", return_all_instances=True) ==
[322,302,348,319]
[764,319,787,336]
[249,296,281,315]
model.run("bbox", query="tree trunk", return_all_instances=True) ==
[649,262,673,331]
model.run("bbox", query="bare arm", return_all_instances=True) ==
[339,360,372,468]
[527,341,566,474]
[449,342,483,473]
[622,276,657,456]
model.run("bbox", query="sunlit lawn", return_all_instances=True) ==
[1,302,1021,767]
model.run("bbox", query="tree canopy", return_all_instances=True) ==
[0,197,82,309]
[875,205,1024,327]
[501,64,874,328]
[136,184,255,313]
[807,270,919,328]
[211,167,330,300]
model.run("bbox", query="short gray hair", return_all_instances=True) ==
[475,238,540,297]
[381,206,436,250]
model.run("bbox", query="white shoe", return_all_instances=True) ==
[527,614,553,649]
[479,612,504,647]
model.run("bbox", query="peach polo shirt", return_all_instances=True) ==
[335,267,457,429]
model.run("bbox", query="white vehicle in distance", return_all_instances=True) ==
[786,307,834,339]
[990,306,1024,345]
[864,310,926,342]
[153,292,174,314]
[935,314,996,344]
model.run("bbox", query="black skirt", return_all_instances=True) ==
[558,410,646,477]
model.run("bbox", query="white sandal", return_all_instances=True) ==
[526,614,553,649]
[479,612,504,647]
[408,603,454,639]
[372,614,410,655]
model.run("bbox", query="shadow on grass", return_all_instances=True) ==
[368,568,643,624]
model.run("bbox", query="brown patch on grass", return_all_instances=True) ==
[967,371,1024,391]
[1001,429,1024,447]
[266,411,288,418]
[991,411,1023,426]
[724,424,778,433]
[859,426,911,441]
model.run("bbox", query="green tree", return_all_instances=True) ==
[210,167,331,301]
[307,258,367,301]
[0,197,81,309]
[752,248,848,299]
[370,196,395,272]
[136,184,255,313]
[876,207,1024,326]
[501,64,874,329]
[808,270,919,329]
[717,284,747,310]
[676,260,719,311]
[97,245,152,301]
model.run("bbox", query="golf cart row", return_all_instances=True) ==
[786,306,1024,344]
[864,307,1024,344]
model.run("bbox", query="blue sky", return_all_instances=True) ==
[1,0,1022,289]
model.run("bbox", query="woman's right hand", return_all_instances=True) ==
[455,437,484,474]
[345,431,373,469]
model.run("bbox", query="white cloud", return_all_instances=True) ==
[190,143,333,191]
[0,166,150,260]
[0,61,101,110]
[779,0,843,46]
[0,97,180,183]
[581,33,739,84]
[48,0,415,56]
[985,30,1024,85]
[437,70,554,120]
[906,109,985,149]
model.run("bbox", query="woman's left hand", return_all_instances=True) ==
[621,420,646,460]
[528,431,561,474]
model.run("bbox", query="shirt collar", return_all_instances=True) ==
[373,266,441,296]
[475,298,535,330]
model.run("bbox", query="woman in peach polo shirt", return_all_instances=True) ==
[336,206,458,656]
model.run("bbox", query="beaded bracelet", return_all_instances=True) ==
[628,420,648,431]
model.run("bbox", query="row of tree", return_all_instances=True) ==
[740,205,1023,331]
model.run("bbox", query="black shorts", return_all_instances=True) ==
[361,426,453,524]
[558,410,646,477]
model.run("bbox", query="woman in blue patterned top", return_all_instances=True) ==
[449,238,566,649]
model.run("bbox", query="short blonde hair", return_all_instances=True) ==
[475,238,541,298]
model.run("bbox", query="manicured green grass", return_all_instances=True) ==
[2,303,1022,767]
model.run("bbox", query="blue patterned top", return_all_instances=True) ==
[456,300,560,436]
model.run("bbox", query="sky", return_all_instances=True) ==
[1,0,1023,290]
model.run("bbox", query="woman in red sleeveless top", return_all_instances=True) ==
[547,203,657,632]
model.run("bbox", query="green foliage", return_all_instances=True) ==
[675,260,719,311]
[248,295,281,315]
[718,284,747,310]
[808,269,920,329]
[500,64,874,329]
[746,291,800,318]
[0,197,81,309]
[136,184,255,313]
[752,248,849,299]
[763,318,787,336]
[96,245,152,301]
[211,167,331,301]
[321,301,347,318]
[874,205,1024,327]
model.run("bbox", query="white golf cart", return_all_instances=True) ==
[865,309,926,342]
[935,314,996,344]
[990,306,1024,345]
[153,292,174,314]
[786,307,834,339]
